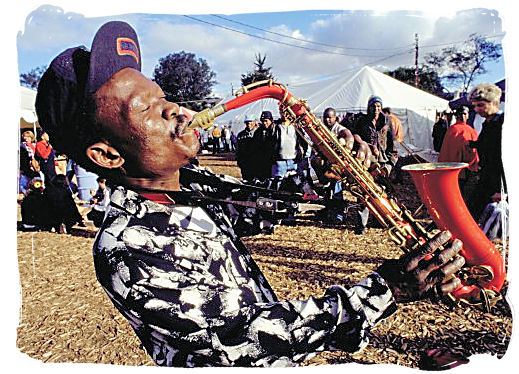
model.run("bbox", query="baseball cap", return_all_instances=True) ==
[87,21,141,94]
[244,114,257,122]
[35,21,141,158]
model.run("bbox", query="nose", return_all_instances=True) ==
[162,101,180,120]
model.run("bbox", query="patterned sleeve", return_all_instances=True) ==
[94,239,396,367]
[179,165,302,237]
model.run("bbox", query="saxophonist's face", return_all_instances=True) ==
[93,68,199,182]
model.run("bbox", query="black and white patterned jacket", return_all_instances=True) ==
[92,168,397,367]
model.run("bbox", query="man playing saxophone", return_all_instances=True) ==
[35,21,465,368]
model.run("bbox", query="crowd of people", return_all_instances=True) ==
[224,96,403,234]
[17,19,507,370]
[433,84,507,240]
[196,84,507,241]
[18,129,111,233]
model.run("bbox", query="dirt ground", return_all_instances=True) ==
[16,152,513,369]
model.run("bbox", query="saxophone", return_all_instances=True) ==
[189,79,505,311]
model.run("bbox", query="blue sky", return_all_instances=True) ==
[15,4,507,99]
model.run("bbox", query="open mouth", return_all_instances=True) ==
[171,118,187,139]
[175,122,186,137]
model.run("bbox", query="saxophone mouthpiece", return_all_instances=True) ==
[188,104,227,130]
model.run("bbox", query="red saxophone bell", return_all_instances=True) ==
[403,162,505,302]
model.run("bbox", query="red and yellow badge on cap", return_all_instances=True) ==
[116,37,139,64]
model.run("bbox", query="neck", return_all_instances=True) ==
[123,171,181,192]
[484,110,499,120]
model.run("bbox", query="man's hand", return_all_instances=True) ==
[376,231,465,303]
[337,129,372,169]
[368,162,390,179]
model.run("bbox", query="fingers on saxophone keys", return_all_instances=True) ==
[423,230,453,256]
[424,230,453,254]
[438,239,463,262]
[427,239,463,269]
[438,276,462,295]
[405,231,453,271]
[426,256,465,284]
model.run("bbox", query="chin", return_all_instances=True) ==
[184,131,200,155]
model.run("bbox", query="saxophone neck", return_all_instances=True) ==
[188,104,228,130]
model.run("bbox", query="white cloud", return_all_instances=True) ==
[16,5,506,97]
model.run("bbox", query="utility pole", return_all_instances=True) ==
[414,33,419,87]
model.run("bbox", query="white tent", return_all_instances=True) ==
[20,86,38,134]
[216,66,449,155]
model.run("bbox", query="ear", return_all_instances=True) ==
[85,142,125,169]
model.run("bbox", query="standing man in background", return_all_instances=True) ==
[236,115,258,180]
[438,106,479,200]
[351,96,398,234]
[35,131,56,183]
[211,125,222,154]
[271,114,299,178]
[251,111,276,180]
[432,110,452,153]
[222,125,231,152]
[467,83,506,222]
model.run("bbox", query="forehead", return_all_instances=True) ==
[96,68,161,103]
[324,111,336,117]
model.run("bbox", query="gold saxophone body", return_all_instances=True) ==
[189,80,505,311]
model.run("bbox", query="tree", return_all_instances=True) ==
[20,65,47,89]
[424,34,502,93]
[240,53,275,87]
[152,51,216,111]
[385,66,445,96]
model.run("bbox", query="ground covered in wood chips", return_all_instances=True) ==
[16,152,513,369]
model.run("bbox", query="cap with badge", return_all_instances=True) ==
[87,21,141,94]
[35,21,142,158]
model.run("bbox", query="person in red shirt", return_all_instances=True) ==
[35,131,57,182]
[438,106,479,198]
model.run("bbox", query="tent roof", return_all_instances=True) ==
[291,66,449,112]
[216,66,449,126]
